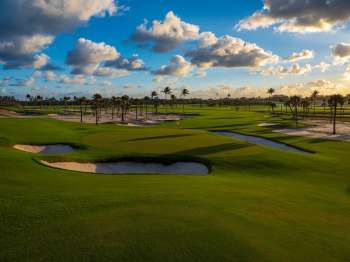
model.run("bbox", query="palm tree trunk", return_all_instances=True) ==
[80,104,83,123]
[333,106,337,134]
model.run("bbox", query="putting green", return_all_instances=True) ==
[1,106,350,262]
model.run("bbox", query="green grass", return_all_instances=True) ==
[1,106,350,261]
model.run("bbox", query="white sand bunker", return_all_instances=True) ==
[275,120,350,141]
[40,160,209,175]
[49,112,184,126]
[14,144,76,154]
[258,122,280,127]
[214,131,310,154]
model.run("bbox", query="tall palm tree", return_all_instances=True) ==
[328,94,344,134]
[92,93,102,125]
[289,96,301,127]
[162,86,172,112]
[111,96,117,120]
[151,91,159,114]
[78,97,86,123]
[170,94,176,111]
[311,90,319,114]
[181,88,190,113]
[267,88,275,112]
[162,86,172,99]
[144,96,150,120]
[121,95,129,123]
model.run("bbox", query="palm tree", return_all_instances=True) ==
[267,88,275,112]
[78,97,86,123]
[328,94,344,134]
[170,94,177,111]
[289,96,301,127]
[181,88,190,113]
[121,95,129,123]
[92,93,102,125]
[311,90,319,114]
[151,91,159,114]
[111,96,117,120]
[144,96,150,120]
[162,86,172,112]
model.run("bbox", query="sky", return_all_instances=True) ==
[1,0,350,99]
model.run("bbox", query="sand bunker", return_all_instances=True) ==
[14,144,76,154]
[258,122,280,127]
[40,160,209,175]
[49,112,184,125]
[214,131,310,154]
[275,120,350,141]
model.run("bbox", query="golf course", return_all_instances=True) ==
[1,106,350,261]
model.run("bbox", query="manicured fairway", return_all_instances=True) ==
[1,107,350,261]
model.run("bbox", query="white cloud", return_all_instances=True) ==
[43,71,58,81]
[66,38,119,75]
[187,34,278,70]
[257,64,313,77]
[94,67,130,77]
[132,11,200,52]
[103,55,146,71]
[0,0,117,69]
[285,50,314,62]
[59,75,86,85]
[153,55,192,77]
[237,0,350,33]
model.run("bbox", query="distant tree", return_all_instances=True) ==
[267,88,275,112]
[151,91,159,114]
[144,96,150,120]
[181,88,190,113]
[78,97,86,123]
[311,90,319,114]
[289,96,301,127]
[328,94,344,134]
[162,86,172,112]
[92,94,102,125]
[170,94,177,110]
[121,95,129,122]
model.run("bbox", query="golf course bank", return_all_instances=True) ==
[1,106,350,262]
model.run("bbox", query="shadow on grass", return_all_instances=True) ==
[175,143,249,156]
[127,134,196,142]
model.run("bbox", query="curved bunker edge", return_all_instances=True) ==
[40,160,210,175]
[13,143,81,154]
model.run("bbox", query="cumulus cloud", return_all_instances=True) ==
[153,55,192,77]
[343,65,350,80]
[104,55,146,71]
[93,67,130,77]
[237,0,350,33]
[43,71,58,81]
[278,81,338,96]
[132,11,200,52]
[256,62,330,77]
[285,50,314,62]
[186,34,278,70]
[59,75,87,85]
[190,85,267,99]
[332,42,350,63]
[257,63,313,77]
[313,62,330,73]
[0,0,117,69]
[66,38,119,75]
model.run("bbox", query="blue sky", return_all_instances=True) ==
[1,0,350,99]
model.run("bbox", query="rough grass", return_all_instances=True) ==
[0,106,350,262]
